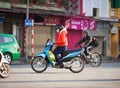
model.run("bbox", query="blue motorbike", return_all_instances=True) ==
[31,39,85,73]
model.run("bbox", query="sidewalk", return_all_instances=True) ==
[11,56,120,65]
[102,56,120,63]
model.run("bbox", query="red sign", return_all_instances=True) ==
[45,16,61,25]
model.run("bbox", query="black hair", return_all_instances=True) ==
[56,24,64,31]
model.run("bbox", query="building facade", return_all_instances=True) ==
[0,0,119,59]
[0,0,67,57]
[0,0,96,58]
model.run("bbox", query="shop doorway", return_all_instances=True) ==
[111,32,118,58]
[16,25,23,55]
[3,22,12,34]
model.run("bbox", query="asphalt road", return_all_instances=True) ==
[0,62,120,88]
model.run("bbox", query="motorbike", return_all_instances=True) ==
[79,46,102,67]
[31,39,85,73]
[0,51,10,78]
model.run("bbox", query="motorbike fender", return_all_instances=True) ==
[1,58,9,64]
[34,52,46,59]
[0,52,9,66]
[0,58,9,67]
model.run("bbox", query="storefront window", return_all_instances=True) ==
[111,0,120,8]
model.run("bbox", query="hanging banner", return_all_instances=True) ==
[64,18,96,30]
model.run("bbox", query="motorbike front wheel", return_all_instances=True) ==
[90,52,102,67]
[31,56,48,73]
[0,63,10,78]
[69,56,85,73]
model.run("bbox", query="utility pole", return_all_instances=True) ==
[26,0,29,63]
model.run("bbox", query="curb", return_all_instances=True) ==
[10,56,120,65]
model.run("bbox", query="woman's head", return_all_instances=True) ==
[56,24,64,33]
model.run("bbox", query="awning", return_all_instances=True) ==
[89,28,106,37]
[11,4,65,16]
[94,17,118,22]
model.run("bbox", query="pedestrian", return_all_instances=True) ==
[53,24,68,68]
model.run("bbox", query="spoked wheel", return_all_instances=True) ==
[69,56,85,73]
[4,53,12,64]
[90,52,102,67]
[31,57,48,73]
[0,63,10,78]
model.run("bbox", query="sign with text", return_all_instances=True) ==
[65,18,96,30]
[25,19,34,26]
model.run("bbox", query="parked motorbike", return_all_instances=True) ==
[0,51,10,78]
[31,39,85,73]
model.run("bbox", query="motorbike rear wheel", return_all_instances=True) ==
[31,56,48,73]
[0,63,10,78]
[90,52,102,67]
[69,56,85,73]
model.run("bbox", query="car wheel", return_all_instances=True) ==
[4,53,12,64]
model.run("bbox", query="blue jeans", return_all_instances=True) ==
[53,46,67,65]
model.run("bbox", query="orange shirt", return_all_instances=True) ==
[55,28,68,47]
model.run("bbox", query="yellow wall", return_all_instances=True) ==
[110,7,120,58]
[111,32,118,58]
[111,8,120,18]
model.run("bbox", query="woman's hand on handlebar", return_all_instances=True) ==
[53,41,56,45]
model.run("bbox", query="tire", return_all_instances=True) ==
[31,56,48,73]
[90,52,102,67]
[69,56,85,73]
[4,53,12,64]
[0,63,10,78]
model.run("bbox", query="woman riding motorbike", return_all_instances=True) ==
[53,24,68,68]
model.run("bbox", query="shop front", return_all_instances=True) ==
[63,16,96,50]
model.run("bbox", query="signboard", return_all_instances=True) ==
[25,19,34,26]
[45,16,60,25]
[64,18,96,30]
